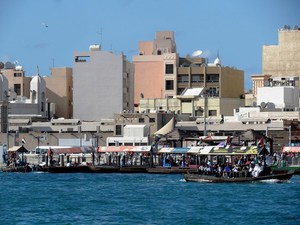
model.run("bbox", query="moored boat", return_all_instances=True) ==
[1,165,32,173]
[88,165,120,173]
[146,166,198,174]
[183,170,295,183]
[47,165,90,173]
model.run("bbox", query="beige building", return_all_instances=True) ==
[44,67,73,119]
[1,66,31,99]
[251,25,300,99]
[263,26,300,76]
[133,31,178,106]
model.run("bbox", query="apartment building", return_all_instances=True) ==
[73,44,134,121]
[133,31,178,106]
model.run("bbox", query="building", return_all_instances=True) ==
[1,63,31,99]
[263,25,300,77]
[73,44,134,121]
[133,31,178,106]
[134,31,244,117]
[44,67,73,119]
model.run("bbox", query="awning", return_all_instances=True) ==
[8,146,28,153]
[51,147,94,154]
[158,148,173,153]
[282,146,300,153]
[154,117,174,136]
[97,146,151,153]
[172,147,190,154]
[188,147,203,154]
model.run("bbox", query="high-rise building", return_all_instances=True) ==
[73,45,134,121]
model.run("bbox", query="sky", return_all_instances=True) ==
[0,0,299,90]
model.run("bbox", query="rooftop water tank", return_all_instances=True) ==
[89,44,101,51]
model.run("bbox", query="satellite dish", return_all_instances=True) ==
[192,50,203,57]
[0,62,4,69]
[260,102,266,108]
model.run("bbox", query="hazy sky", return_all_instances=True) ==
[1,0,299,90]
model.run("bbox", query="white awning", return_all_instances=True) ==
[154,117,174,136]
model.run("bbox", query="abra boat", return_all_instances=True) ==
[183,170,294,183]
[147,166,198,174]
[1,165,32,173]
[47,165,90,173]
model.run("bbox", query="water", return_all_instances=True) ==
[0,172,300,225]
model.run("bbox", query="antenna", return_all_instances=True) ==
[192,50,203,57]
[37,65,40,76]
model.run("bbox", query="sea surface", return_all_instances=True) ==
[0,172,299,225]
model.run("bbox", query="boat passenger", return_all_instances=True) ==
[223,163,231,177]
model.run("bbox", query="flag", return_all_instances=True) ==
[225,135,231,146]
[258,137,264,148]
[21,137,26,144]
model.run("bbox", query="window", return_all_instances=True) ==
[178,75,189,83]
[14,84,21,95]
[208,110,217,116]
[14,73,22,77]
[157,49,162,55]
[139,118,145,123]
[165,80,174,90]
[207,74,219,82]
[116,125,122,135]
[149,118,155,123]
[75,56,90,62]
[165,64,174,74]
[191,75,203,83]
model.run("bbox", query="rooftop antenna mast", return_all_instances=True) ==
[37,65,40,76]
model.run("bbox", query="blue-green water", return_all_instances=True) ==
[0,172,299,225]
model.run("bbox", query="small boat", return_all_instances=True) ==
[1,165,32,173]
[88,165,120,173]
[183,170,295,183]
[47,165,90,173]
[119,165,149,173]
[146,166,198,174]
[271,165,300,175]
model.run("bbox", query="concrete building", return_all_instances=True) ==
[251,25,300,100]
[73,44,134,121]
[133,31,178,106]
[44,67,73,119]
[263,25,300,77]
[134,31,244,117]
[1,64,31,99]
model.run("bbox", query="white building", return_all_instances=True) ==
[73,45,134,121]
[106,124,149,146]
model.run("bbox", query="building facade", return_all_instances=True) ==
[44,67,73,119]
[73,45,134,121]
[133,31,178,106]
[263,25,300,77]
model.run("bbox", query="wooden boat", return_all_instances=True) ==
[88,165,120,173]
[119,165,148,173]
[271,166,300,175]
[47,165,90,173]
[1,165,32,173]
[146,166,198,174]
[183,170,295,183]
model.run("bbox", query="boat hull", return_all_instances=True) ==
[47,166,90,173]
[147,166,198,174]
[183,170,294,183]
[1,165,32,173]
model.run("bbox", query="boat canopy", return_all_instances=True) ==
[50,146,94,154]
[97,146,151,153]
[8,146,29,153]
[157,146,258,155]
[282,146,300,153]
